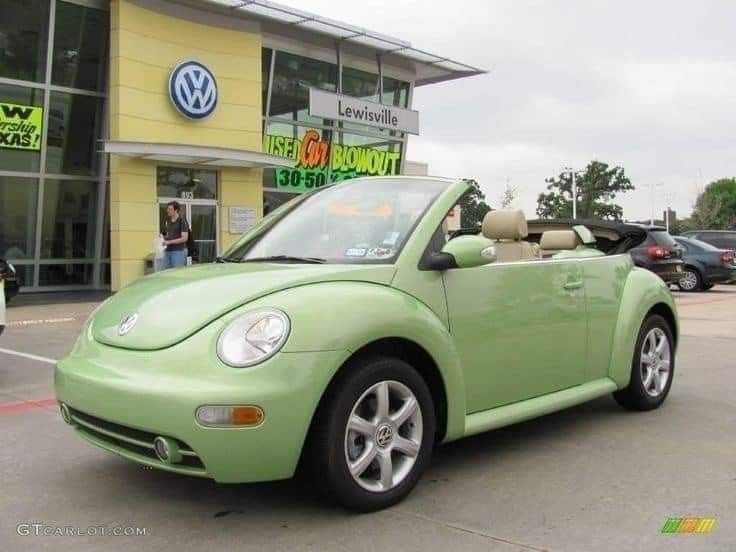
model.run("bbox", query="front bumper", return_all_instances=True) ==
[55,325,348,483]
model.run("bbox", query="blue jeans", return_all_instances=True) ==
[162,248,188,270]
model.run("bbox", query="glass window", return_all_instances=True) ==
[0,0,49,82]
[10,264,33,287]
[382,76,410,107]
[40,179,98,259]
[51,1,108,91]
[261,47,272,117]
[342,66,379,102]
[0,175,38,259]
[263,190,298,216]
[0,82,44,172]
[39,262,93,285]
[156,166,217,199]
[45,91,102,175]
[269,51,337,124]
[224,177,449,265]
[263,122,332,192]
[331,132,402,182]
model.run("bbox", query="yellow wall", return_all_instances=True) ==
[109,0,263,290]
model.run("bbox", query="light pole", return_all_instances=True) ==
[565,166,577,219]
[649,182,664,226]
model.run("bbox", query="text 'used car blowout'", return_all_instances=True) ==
[56,177,678,511]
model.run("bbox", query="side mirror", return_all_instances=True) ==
[431,235,497,269]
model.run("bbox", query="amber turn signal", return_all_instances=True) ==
[196,405,264,427]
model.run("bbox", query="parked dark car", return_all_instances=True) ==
[681,230,736,252]
[672,236,736,291]
[524,220,684,283]
[1,259,20,304]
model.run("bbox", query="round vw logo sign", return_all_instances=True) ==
[118,313,139,336]
[168,60,218,120]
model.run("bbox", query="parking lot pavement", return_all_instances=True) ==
[1,288,734,551]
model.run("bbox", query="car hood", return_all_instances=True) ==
[91,263,395,350]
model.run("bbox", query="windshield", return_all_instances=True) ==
[223,178,451,264]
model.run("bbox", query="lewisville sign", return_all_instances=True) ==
[309,88,419,135]
[264,130,401,192]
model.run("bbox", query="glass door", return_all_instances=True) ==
[158,201,218,264]
[190,203,217,263]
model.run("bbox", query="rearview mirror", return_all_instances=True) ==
[436,235,497,269]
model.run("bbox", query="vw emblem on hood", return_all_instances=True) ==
[168,60,218,120]
[118,313,139,336]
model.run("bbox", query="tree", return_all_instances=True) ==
[687,178,736,230]
[499,179,518,208]
[459,179,491,227]
[536,161,634,220]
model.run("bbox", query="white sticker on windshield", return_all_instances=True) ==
[367,247,393,259]
[383,232,401,246]
[345,248,367,257]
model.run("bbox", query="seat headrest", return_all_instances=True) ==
[482,209,528,240]
[540,230,580,251]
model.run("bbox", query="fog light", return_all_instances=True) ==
[195,405,264,427]
[153,436,181,464]
[59,403,73,425]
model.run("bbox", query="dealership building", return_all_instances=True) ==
[0,0,483,292]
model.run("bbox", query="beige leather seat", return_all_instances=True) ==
[481,209,539,262]
[540,230,580,258]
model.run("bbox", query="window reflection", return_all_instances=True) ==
[45,91,102,175]
[269,51,337,124]
[342,66,379,102]
[0,0,49,83]
[0,176,38,260]
[52,0,108,91]
[40,179,97,259]
[156,167,218,200]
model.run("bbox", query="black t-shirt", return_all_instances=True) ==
[164,216,190,251]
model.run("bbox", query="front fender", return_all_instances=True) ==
[228,281,467,442]
[608,267,678,387]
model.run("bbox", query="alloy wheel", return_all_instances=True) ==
[678,270,698,291]
[344,380,423,492]
[640,327,671,397]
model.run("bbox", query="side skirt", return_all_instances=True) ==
[462,378,618,439]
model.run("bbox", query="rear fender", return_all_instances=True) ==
[608,268,678,387]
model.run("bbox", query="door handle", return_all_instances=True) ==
[563,281,583,290]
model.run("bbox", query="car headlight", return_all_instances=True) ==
[217,308,290,367]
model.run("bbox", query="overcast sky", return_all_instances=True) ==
[295,0,736,220]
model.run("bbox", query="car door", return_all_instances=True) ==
[443,258,587,413]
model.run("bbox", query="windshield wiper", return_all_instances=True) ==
[216,256,241,263]
[241,255,327,264]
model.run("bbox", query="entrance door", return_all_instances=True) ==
[158,201,218,263]
[157,166,219,264]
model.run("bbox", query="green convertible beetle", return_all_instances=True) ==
[56,176,678,511]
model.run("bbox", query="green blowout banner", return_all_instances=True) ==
[264,130,401,193]
[0,102,44,151]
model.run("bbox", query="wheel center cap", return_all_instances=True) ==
[375,423,394,448]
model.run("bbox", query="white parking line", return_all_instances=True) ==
[7,317,76,327]
[0,347,57,365]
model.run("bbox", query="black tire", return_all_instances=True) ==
[309,356,435,512]
[613,314,675,411]
[702,283,714,290]
[677,267,702,292]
